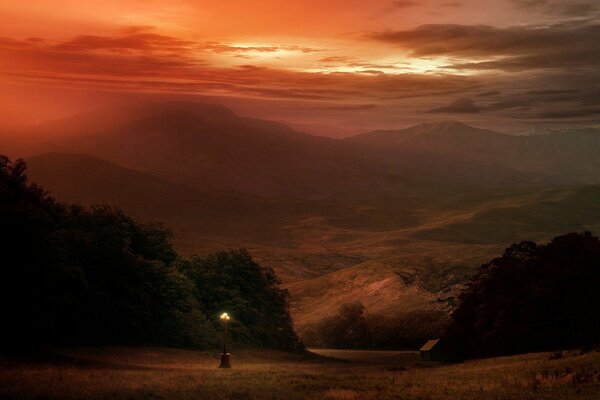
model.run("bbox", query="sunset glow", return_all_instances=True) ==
[1,0,599,133]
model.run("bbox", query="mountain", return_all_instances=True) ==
[346,122,600,184]
[30,103,439,200]
[12,104,571,201]
[10,106,600,196]
[346,121,504,147]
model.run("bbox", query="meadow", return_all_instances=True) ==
[1,347,599,400]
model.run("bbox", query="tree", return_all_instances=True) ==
[179,250,304,351]
[444,232,600,359]
[304,302,371,348]
[0,154,304,352]
[0,156,214,350]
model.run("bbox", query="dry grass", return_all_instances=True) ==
[1,347,599,400]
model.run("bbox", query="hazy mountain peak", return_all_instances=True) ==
[143,101,237,120]
[345,120,501,146]
[401,120,496,135]
[424,120,472,130]
[113,109,208,141]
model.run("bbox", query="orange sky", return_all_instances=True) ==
[1,0,598,134]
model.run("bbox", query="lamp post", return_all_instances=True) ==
[219,312,231,368]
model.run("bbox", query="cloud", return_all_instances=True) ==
[487,99,533,111]
[319,56,354,63]
[426,97,482,113]
[558,3,597,17]
[538,109,600,118]
[325,104,377,110]
[392,1,419,8]
[56,33,194,53]
[2,24,598,128]
[510,0,597,16]
[370,22,600,72]
[0,31,478,107]
[201,42,320,54]
[511,0,548,8]
[477,91,501,97]
[526,89,579,96]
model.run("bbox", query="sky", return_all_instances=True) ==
[0,0,599,135]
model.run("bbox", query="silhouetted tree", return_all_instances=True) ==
[178,250,303,351]
[444,232,600,359]
[304,302,371,348]
[0,155,301,352]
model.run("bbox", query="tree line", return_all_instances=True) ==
[0,155,302,352]
[300,302,449,349]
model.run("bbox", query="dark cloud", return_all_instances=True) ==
[511,0,548,8]
[478,91,501,97]
[426,98,482,113]
[487,99,533,111]
[371,22,599,58]
[371,22,600,72]
[326,104,377,110]
[538,109,600,118]
[526,89,579,96]
[319,56,354,63]
[236,64,268,71]
[392,1,419,8]
[510,0,597,16]
[56,33,193,53]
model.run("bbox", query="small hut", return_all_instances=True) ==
[419,339,443,361]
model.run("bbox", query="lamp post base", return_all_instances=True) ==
[219,353,231,368]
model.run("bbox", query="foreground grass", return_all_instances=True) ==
[1,347,599,400]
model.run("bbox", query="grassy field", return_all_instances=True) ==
[1,347,599,400]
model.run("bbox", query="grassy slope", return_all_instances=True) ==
[283,186,600,329]
[1,347,599,399]
[285,261,444,327]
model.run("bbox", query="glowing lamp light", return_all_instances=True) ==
[219,312,232,368]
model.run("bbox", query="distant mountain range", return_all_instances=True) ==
[5,101,600,333]
[346,121,600,185]
[12,102,600,200]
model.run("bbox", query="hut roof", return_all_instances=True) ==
[419,339,440,352]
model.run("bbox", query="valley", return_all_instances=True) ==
[5,102,600,335]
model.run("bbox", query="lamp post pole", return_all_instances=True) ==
[219,313,231,368]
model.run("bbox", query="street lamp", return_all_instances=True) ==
[219,312,231,368]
